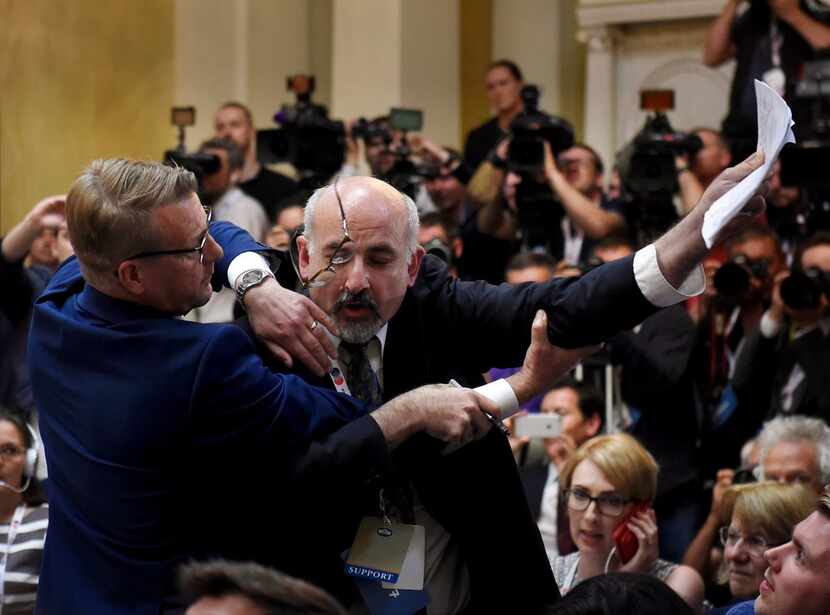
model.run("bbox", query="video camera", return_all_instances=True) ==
[778,52,830,237]
[255,75,346,189]
[367,109,429,200]
[506,85,575,253]
[163,106,221,181]
[616,90,701,242]
[507,85,574,172]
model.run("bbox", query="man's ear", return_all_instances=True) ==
[407,245,425,286]
[585,413,602,439]
[297,234,311,277]
[452,237,464,260]
[116,261,146,297]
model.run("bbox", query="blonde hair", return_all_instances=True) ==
[66,159,197,280]
[721,481,815,544]
[717,482,815,585]
[560,433,658,502]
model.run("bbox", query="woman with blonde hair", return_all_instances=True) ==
[707,481,814,614]
[552,433,704,612]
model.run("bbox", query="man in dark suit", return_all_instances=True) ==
[231,149,769,611]
[29,159,565,614]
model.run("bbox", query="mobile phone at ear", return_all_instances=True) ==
[612,501,651,564]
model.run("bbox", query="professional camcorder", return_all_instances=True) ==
[163,106,221,181]
[616,90,701,242]
[507,85,574,172]
[255,75,347,189]
[507,85,574,253]
[369,109,430,200]
[778,52,830,237]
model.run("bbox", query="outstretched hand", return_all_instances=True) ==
[702,149,769,243]
[507,310,598,404]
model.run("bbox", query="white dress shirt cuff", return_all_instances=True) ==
[474,379,519,417]
[228,252,271,291]
[633,244,705,308]
[760,310,784,338]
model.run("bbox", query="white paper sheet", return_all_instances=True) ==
[701,80,796,248]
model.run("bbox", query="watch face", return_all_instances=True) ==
[241,270,264,287]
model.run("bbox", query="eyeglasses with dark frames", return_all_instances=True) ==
[564,488,630,517]
[290,179,354,288]
[124,207,213,265]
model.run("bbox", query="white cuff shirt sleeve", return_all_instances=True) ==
[633,244,706,308]
[227,252,271,291]
[474,379,520,418]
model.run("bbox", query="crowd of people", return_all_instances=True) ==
[1,1,830,613]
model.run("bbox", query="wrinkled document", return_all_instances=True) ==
[701,80,796,248]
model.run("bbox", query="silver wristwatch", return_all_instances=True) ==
[235,269,274,305]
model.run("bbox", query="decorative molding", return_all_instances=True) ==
[577,25,620,51]
[577,0,723,28]
[616,18,712,51]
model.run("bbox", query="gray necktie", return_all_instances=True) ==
[339,340,383,410]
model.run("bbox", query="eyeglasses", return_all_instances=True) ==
[0,444,24,460]
[564,488,630,517]
[290,178,354,288]
[125,207,213,265]
[719,527,776,553]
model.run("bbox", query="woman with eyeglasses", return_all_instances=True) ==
[553,433,705,612]
[706,482,813,614]
[0,407,48,614]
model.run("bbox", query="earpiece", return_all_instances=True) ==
[23,424,38,479]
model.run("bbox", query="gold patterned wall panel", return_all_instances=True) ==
[459,0,492,147]
[0,0,174,233]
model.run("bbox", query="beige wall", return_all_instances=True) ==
[401,2,460,149]
[0,0,175,233]
[492,0,586,137]
[175,0,318,149]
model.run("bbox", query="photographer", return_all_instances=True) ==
[704,0,830,156]
[472,140,625,265]
[732,232,830,421]
[696,223,786,474]
[214,102,298,221]
[417,212,463,278]
[188,138,268,323]
[463,60,525,173]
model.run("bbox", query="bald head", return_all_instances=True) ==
[304,177,419,259]
[297,176,425,344]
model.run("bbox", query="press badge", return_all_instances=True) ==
[382,524,425,591]
[345,518,415,584]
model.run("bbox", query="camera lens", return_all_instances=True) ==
[781,270,823,311]
[714,262,751,298]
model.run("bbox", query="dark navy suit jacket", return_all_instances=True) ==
[29,222,388,614]
[248,249,659,612]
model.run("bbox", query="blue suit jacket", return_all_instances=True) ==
[29,222,387,614]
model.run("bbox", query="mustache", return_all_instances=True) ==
[333,290,380,316]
